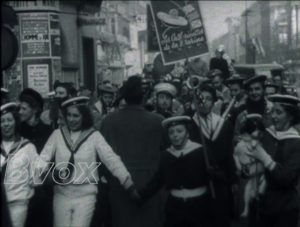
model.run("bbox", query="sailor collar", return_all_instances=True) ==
[167,140,202,158]
[266,126,300,140]
[193,112,225,141]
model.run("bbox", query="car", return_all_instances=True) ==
[283,85,298,97]
[233,63,285,80]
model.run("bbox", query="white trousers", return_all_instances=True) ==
[8,201,28,227]
[53,192,96,227]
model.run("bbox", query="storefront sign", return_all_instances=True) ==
[150,0,209,65]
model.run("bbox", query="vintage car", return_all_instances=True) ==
[233,63,284,80]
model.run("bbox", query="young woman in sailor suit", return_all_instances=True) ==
[247,95,300,227]
[139,116,213,227]
[1,103,40,227]
[189,85,237,227]
[38,97,137,227]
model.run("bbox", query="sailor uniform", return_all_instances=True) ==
[248,127,300,227]
[190,112,237,227]
[38,126,132,227]
[140,140,213,227]
[1,138,39,227]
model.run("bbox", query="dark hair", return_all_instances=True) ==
[63,105,94,130]
[198,85,217,102]
[0,110,21,142]
[124,95,143,105]
[121,75,144,105]
[282,105,300,126]
[240,117,265,134]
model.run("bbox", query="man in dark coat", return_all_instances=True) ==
[101,75,166,227]
[19,88,53,153]
[18,88,53,227]
[209,46,230,80]
[234,75,273,143]
[189,85,237,227]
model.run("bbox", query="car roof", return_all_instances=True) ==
[234,63,284,70]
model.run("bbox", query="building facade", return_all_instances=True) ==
[3,0,147,100]
[211,1,300,67]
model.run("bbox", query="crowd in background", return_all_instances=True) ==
[1,47,300,227]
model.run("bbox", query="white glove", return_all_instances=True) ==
[247,145,276,170]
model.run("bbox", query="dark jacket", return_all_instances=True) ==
[100,105,166,227]
[260,127,300,214]
[209,57,230,80]
[20,120,53,153]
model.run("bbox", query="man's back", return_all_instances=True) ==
[101,105,164,164]
[100,105,165,227]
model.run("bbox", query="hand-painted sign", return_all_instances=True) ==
[150,0,209,65]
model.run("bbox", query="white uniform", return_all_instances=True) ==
[1,138,39,227]
[39,127,133,227]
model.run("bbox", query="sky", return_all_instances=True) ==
[199,1,256,42]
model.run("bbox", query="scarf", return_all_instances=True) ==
[193,112,225,141]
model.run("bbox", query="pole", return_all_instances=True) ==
[182,1,216,199]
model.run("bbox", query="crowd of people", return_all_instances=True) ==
[1,49,300,227]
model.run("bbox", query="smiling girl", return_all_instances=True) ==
[1,103,39,227]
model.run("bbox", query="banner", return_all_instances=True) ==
[150,0,209,65]
[147,4,159,52]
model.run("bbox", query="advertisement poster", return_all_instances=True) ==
[27,64,50,97]
[50,14,61,57]
[150,0,209,65]
[20,13,50,57]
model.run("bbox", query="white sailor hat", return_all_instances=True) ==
[154,83,177,98]
[246,113,262,120]
[1,102,19,115]
[226,74,244,85]
[98,84,117,94]
[268,94,300,109]
[244,75,267,88]
[61,96,90,108]
[162,116,191,128]
[1,88,9,94]
[47,91,56,97]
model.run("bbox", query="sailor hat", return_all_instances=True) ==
[98,84,117,94]
[154,83,177,98]
[1,102,19,115]
[264,81,279,89]
[207,69,222,79]
[162,116,191,128]
[244,75,267,88]
[268,94,300,109]
[61,96,90,108]
[246,113,263,120]
[226,74,244,85]
[1,88,9,94]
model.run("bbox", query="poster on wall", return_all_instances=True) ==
[27,64,50,97]
[150,0,209,65]
[20,13,50,57]
[23,58,52,98]
[50,14,61,57]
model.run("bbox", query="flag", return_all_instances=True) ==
[256,37,265,57]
